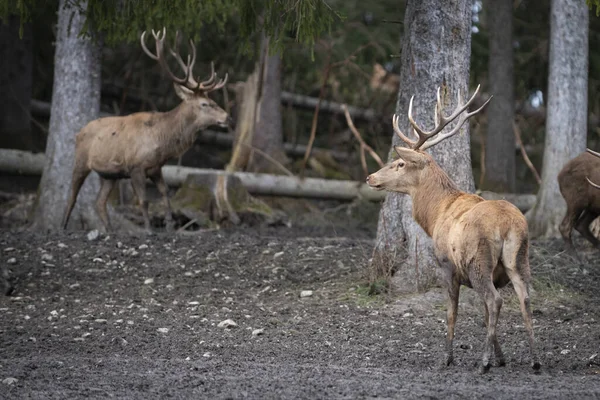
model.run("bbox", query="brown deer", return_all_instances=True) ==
[558,147,600,257]
[366,85,540,373]
[62,28,230,232]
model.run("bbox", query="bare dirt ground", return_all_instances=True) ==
[1,202,600,399]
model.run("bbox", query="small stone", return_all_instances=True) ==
[217,319,237,329]
[144,278,154,285]
[41,253,54,262]
[92,258,104,263]
[50,310,58,317]
[87,230,100,241]
[203,352,211,358]
[95,319,107,323]
[188,301,200,305]
[3,377,18,385]
[560,349,570,355]
[139,244,149,250]
[57,243,68,249]
[273,251,284,259]
[7,258,16,265]
[4,247,15,252]
[300,290,313,298]
[157,327,169,333]
[252,328,264,337]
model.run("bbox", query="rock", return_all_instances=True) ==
[300,290,313,298]
[252,328,265,337]
[41,253,53,262]
[2,377,18,385]
[157,327,169,334]
[7,258,16,265]
[217,319,237,329]
[144,278,154,285]
[57,242,68,249]
[138,244,149,250]
[273,251,284,259]
[87,229,100,241]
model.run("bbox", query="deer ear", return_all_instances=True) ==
[173,83,194,101]
[394,146,428,166]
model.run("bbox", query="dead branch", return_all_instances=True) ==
[513,120,541,185]
[342,104,384,177]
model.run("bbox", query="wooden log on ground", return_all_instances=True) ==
[0,149,538,208]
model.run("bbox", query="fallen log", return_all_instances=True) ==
[29,100,350,161]
[280,91,377,121]
[0,149,538,208]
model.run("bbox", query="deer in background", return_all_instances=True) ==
[366,85,540,373]
[62,28,230,232]
[558,147,600,258]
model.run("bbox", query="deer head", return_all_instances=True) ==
[366,85,491,194]
[586,148,600,189]
[141,28,230,129]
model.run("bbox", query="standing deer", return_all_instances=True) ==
[366,85,540,373]
[558,147,600,257]
[62,28,230,232]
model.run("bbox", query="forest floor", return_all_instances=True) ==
[1,194,600,399]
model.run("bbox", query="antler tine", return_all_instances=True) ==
[420,88,492,151]
[167,32,200,89]
[140,30,159,60]
[210,73,229,91]
[392,111,418,148]
[587,148,600,158]
[587,176,600,189]
[151,27,192,87]
[198,62,217,90]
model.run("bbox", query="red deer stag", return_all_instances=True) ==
[558,147,600,257]
[62,28,230,232]
[366,85,540,373]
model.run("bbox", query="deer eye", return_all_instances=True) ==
[396,161,405,170]
[201,103,208,108]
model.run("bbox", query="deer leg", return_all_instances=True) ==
[559,206,583,258]
[574,210,600,248]
[62,167,91,229]
[444,278,460,367]
[148,169,173,232]
[484,296,506,367]
[506,269,540,371]
[95,178,116,231]
[130,169,152,232]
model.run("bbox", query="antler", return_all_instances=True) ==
[586,148,600,189]
[140,28,228,94]
[392,85,492,151]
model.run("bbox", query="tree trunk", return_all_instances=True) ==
[0,15,35,151]
[372,0,474,293]
[525,0,588,238]
[483,0,515,192]
[31,0,105,231]
[248,36,289,173]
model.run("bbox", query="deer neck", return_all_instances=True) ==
[410,165,461,237]
[160,102,203,158]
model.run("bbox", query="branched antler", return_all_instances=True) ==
[393,85,492,151]
[140,27,228,94]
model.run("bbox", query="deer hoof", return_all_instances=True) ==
[479,362,491,374]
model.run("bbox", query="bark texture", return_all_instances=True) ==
[526,0,588,238]
[483,0,515,192]
[0,15,35,151]
[372,0,475,293]
[248,36,289,173]
[32,0,104,231]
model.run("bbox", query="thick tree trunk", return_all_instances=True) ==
[372,0,474,293]
[526,0,588,238]
[31,0,105,231]
[483,0,515,192]
[0,15,35,151]
[248,36,289,173]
